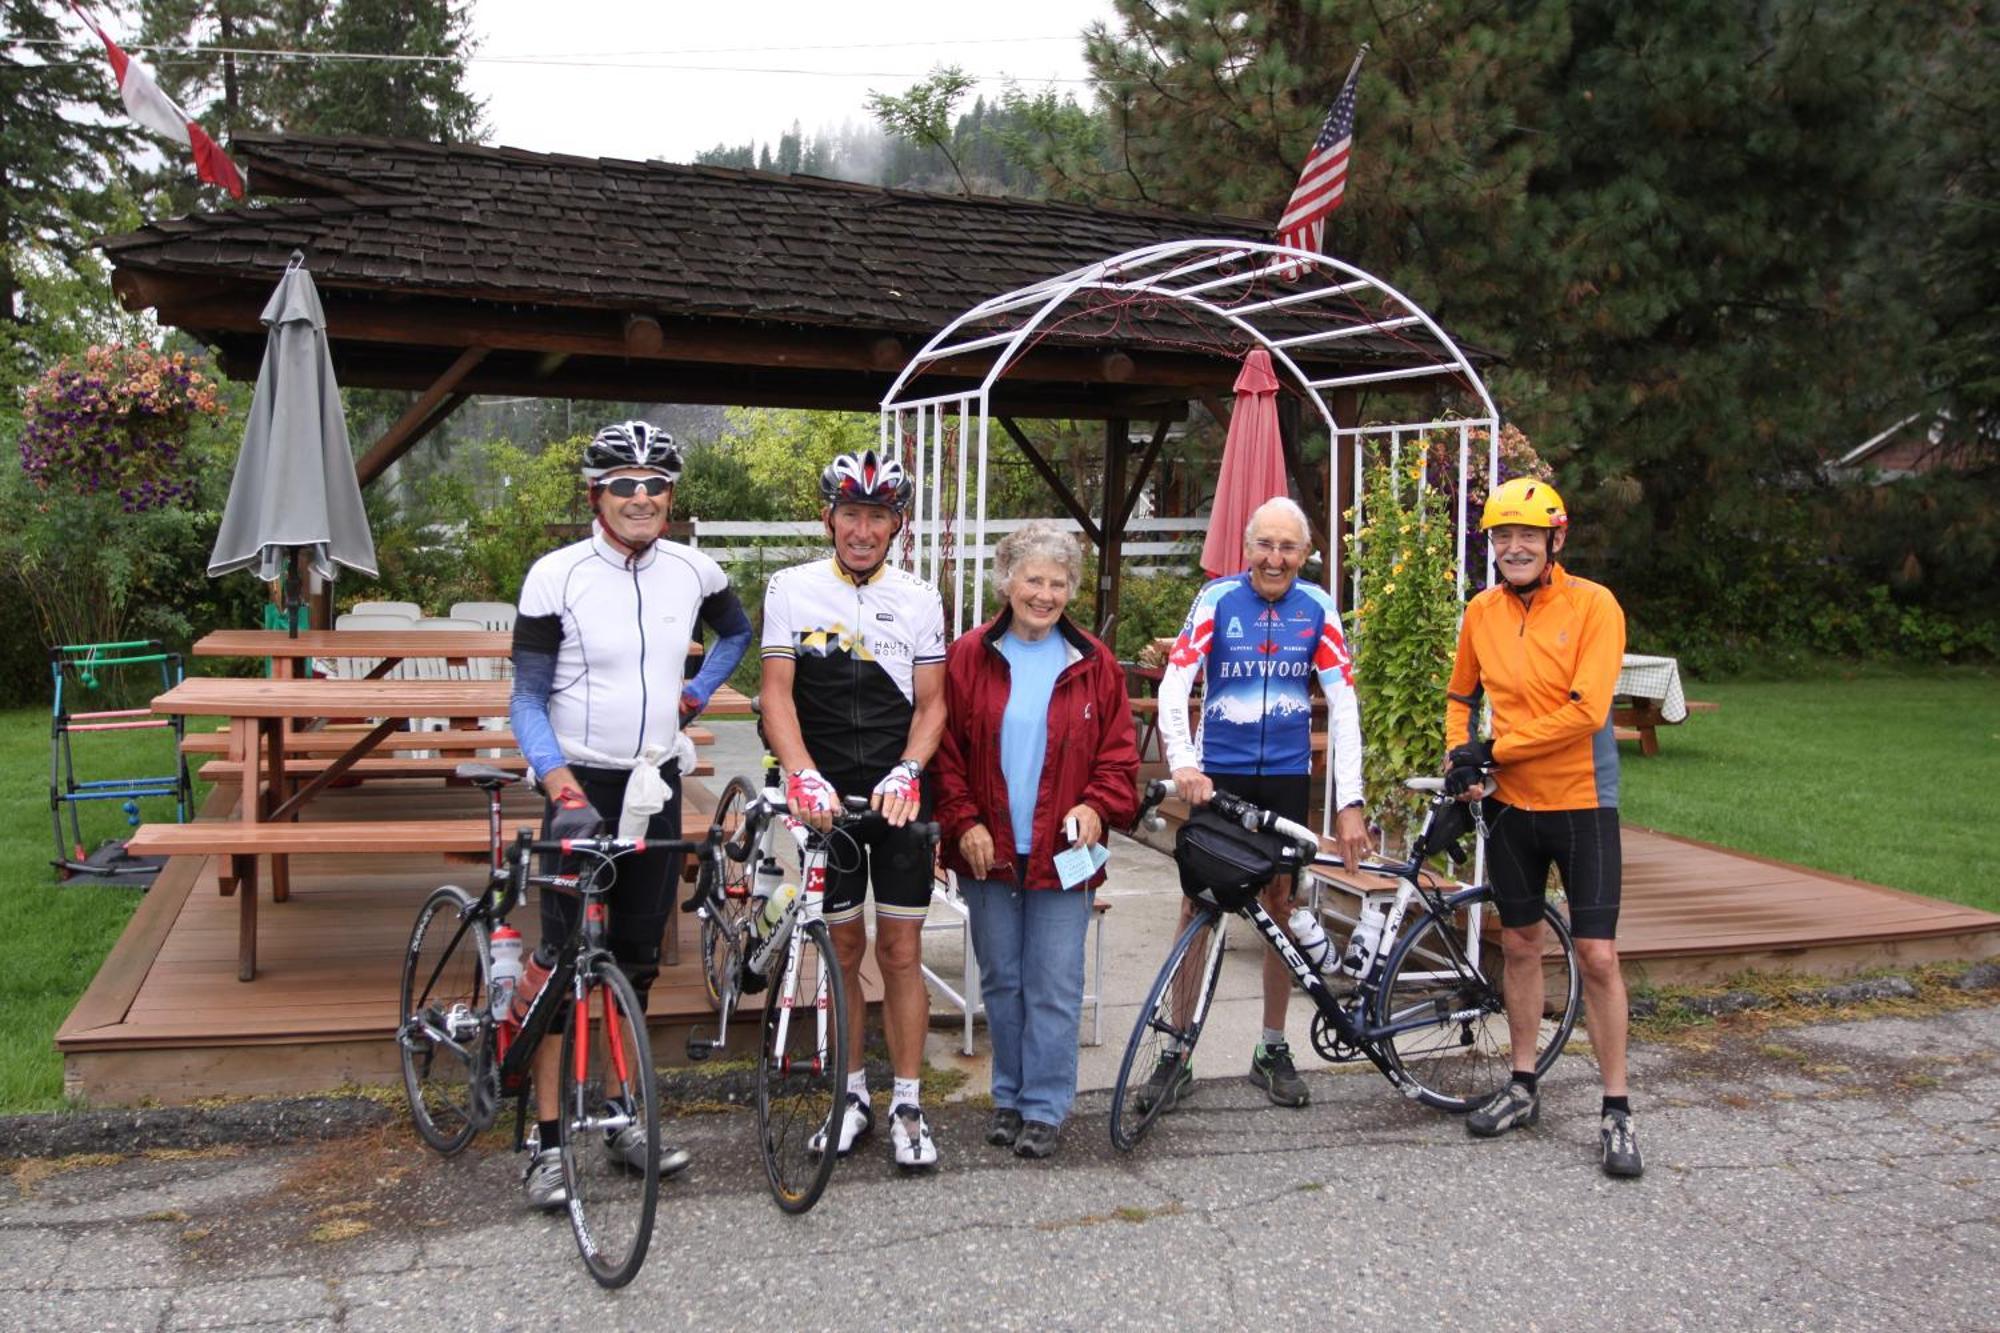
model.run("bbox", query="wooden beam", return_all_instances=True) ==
[623,314,665,355]
[1097,419,1130,640]
[997,417,1100,544]
[354,346,487,486]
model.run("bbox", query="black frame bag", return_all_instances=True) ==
[1175,808,1307,911]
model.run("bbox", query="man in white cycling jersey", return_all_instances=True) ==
[759,449,948,1170]
[509,420,751,1209]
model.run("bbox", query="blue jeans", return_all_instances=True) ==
[962,876,1095,1127]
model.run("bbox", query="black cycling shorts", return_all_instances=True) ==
[1209,771,1312,825]
[818,766,934,927]
[535,760,684,1003]
[1482,802,1622,939]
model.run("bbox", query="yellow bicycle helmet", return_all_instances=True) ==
[1479,477,1568,530]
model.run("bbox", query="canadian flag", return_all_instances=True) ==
[69,3,244,198]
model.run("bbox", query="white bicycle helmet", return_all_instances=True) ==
[583,421,682,483]
[819,449,913,514]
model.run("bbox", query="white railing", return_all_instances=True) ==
[686,515,1207,575]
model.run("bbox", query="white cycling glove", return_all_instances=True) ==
[786,767,839,816]
[872,759,923,806]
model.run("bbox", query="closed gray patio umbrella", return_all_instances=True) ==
[208,253,377,622]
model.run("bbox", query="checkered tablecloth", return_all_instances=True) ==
[1617,654,1687,723]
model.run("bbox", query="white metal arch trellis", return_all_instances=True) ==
[880,239,1503,834]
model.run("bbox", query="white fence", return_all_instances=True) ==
[686,515,1207,576]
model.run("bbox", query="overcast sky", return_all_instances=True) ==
[465,0,1121,165]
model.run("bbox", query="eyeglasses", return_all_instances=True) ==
[598,476,671,498]
[1249,538,1307,558]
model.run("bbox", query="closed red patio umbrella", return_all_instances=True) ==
[1200,347,1291,579]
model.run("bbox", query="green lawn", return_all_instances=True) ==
[0,704,209,1112]
[1618,665,2000,914]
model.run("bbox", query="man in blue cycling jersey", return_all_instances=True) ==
[1151,496,1369,1109]
[509,421,752,1209]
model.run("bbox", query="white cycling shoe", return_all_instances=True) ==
[809,1093,874,1158]
[890,1103,938,1170]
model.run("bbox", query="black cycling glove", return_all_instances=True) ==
[1446,737,1496,772]
[550,795,605,843]
[1443,765,1488,797]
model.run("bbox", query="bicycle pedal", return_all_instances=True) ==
[685,1036,716,1062]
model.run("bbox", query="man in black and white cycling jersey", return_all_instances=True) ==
[759,450,948,1170]
[509,420,752,1209]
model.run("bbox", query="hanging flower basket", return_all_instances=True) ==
[18,344,226,512]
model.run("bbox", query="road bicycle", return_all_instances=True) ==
[681,755,938,1212]
[1110,776,1581,1151]
[396,763,708,1288]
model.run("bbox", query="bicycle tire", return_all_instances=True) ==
[1109,907,1227,1152]
[398,885,492,1155]
[757,918,847,1213]
[1372,888,1580,1112]
[557,961,660,1289]
[700,775,761,1012]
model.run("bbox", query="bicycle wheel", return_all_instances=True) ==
[757,918,847,1213]
[398,885,492,1155]
[1373,889,1580,1112]
[700,776,761,1011]
[557,961,660,1289]
[1110,907,1227,1151]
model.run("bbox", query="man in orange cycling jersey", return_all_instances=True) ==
[1442,477,1641,1178]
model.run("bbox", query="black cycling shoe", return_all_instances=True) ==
[1600,1109,1644,1178]
[985,1108,1023,1148]
[1249,1041,1310,1108]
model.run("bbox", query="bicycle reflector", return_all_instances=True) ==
[1175,809,1306,911]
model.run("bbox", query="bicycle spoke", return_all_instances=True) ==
[757,919,846,1213]
[558,965,659,1289]
[1111,910,1225,1151]
[1374,894,1580,1112]
[399,887,491,1155]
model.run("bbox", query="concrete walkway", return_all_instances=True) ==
[4,1004,1994,1329]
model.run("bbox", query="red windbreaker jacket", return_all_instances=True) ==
[933,611,1140,890]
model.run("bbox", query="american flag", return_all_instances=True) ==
[1276,47,1366,255]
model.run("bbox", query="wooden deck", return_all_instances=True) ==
[55,777,884,1105]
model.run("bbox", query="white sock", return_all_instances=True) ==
[847,1070,869,1101]
[1262,1027,1287,1050]
[893,1076,922,1110]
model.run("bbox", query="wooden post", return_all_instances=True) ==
[1097,418,1129,641]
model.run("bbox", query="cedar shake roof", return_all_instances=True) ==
[101,132,1480,421]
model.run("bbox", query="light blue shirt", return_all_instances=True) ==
[997,629,1066,855]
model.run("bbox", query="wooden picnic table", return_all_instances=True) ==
[134,677,513,980]
[1613,653,1717,756]
[192,628,513,680]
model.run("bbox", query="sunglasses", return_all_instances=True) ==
[597,476,671,498]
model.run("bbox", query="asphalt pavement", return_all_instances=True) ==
[3,1003,1995,1331]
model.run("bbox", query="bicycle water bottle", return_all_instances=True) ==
[489,923,524,1022]
[760,882,800,935]
[749,856,783,917]
[1341,895,1389,977]
[1287,905,1334,973]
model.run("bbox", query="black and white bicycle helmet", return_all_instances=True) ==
[583,420,682,483]
[819,449,913,514]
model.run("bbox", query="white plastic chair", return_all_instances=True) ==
[325,612,420,679]
[449,601,518,632]
[414,616,508,748]
[346,600,421,620]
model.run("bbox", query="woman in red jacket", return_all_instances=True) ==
[934,522,1140,1160]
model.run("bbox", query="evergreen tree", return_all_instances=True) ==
[136,0,328,137]
[0,0,140,365]
[296,0,483,140]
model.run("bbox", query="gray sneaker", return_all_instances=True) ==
[1248,1041,1310,1107]
[1600,1109,1644,1178]
[522,1147,567,1211]
[605,1122,692,1178]
[1467,1079,1541,1137]
[1135,1054,1193,1115]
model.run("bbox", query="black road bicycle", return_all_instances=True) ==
[397,764,710,1288]
[1110,776,1581,1151]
